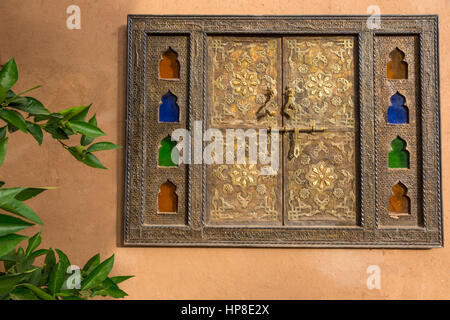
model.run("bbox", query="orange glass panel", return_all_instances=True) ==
[159,47,180,79]
[158,181,178,213]
[389,182,410,215]
[386,48,408,79]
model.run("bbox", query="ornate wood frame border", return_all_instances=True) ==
[124,15,442,248]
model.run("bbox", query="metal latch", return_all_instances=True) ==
[267,123,328,159]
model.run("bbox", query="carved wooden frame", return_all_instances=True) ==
[124,15,442,248]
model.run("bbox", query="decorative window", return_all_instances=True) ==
[158,91,179,123]
[124,16,442,247]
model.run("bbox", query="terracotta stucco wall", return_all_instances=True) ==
[0,0,448,299]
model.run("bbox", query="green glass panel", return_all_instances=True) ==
[158,136,178,167]
[388,137,409,169]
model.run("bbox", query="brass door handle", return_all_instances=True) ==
[256,87,277,120]
[283,87,296,119]
[260,86,329,160]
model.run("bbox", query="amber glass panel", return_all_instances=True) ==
[386,48,408,79]
[389,182,410,215]
[159,47,180,79]
[158,181,178,213]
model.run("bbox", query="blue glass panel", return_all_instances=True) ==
[159,91,179,123]
[387,92,408,124]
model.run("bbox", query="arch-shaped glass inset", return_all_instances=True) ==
[158,135,178,167]
[386,47,408,79]
[158,180,178,213]
[387,92,409,124]
[389,181,410,215]
[159,47,180,79]
[388,136,409,169]
[158,91,180,123]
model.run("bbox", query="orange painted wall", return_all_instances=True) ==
[0,0,448,299]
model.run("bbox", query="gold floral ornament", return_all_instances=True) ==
[306,161,338,191]
[230,69,260,97]
[305,70,334,99]
[229,164,259,189]
[223,184,234,194]
[256,184,267,195]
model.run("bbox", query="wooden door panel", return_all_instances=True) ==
[205,36,283,225]
[282,36,358,225]
[283,36,356,129]
[206,36,282,128]
[205,134,282,226]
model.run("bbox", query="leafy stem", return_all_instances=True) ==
[0,57,131,300]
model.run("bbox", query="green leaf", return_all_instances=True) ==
[25,121,43,145]
[80,114,97,146]
[80,135,93,146]
[47,262,67,295]
[0,234,27,257]
[0,213,33,237]
[88,114,97,126]
[28,249,48,259]
[11,247,33,274]
[70,104,91,121]
[55,248,70,267]
[0,109,27,133]
[53,290,75,297]
[0,187,26,207]
[0,272,29,296]
[81,254,114,290]
[18,283,55,300]
[60,295,86,300]
[7,122,19,133]
[47,249,70,295]
[110,275,134,284]
[91,277,127,298]
[0,181,4,188]
[39,249,55,287]
[58,105,91,121]
[25,232,41,256]
[9,286,39,300]
[0,58,18,91]
[0,126,6,139]
[82,253,100,275]
[29,268,42,286]
[34,112,63,123]
[43,125,69,140]
[69,120,105,138]
[62,126,76,137]
[2,263,15,275]
[0,88,6,104]
[6,85,41,102]
[81,152,107,169]
[87,142,121,152]
[5,94,27,106]
[0,198,42,225]
[0,137,7,166]
[67,146,84,161]
[10,97,50,115]
[15,187,53,201]
[0,251,16,262]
